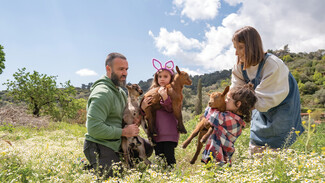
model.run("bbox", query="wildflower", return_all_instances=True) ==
[321,147,325,151]
[295,131,300,135]
[302,121,306,125]
[209,151,214,160]
[307,109,312,114]
[311,124,316,128]
[151,171,157,178]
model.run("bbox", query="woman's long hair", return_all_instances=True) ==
[232,26,265,69]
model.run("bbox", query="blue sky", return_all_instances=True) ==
[1,0,324,90]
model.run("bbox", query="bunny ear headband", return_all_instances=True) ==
[152,59,174,75]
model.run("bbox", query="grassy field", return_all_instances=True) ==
[1,114,324,182]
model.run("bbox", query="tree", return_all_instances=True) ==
[195,78,202,115]
[292,69,300,83]
[0,44,5,75]
[314,88,325,107]
[220,78,231,89]
[4,68,57,116]
[44,81,83,121]
[4,68,81,120]
[313,71,324,85]
[299,81,318,95]
[182,87,194,111]
[282,54,293,62]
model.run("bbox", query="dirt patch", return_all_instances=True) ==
[0,104,50,128]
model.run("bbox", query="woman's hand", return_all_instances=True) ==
[141,97,152,111]
[158,86,168,101]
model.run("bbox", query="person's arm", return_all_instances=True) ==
[230,64,246,90]
[158,86,173,112]
[253,56,289,112]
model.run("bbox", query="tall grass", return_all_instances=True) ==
[1,115,324,182]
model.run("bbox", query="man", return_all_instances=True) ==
[83,52,141,177]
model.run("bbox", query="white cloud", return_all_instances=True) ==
[173,0,221,21]
[75,69,98,76]
[223,0,242,6]
[229,0,325,53]
[149,28,203,56]
[151,0,325,74]
[149,25,236,72]
[179,67,204,76]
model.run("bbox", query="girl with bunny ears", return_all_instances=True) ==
[141,59,179,167]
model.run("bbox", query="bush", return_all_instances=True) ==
[314,89,325,107]
[299,81,318,95]
[282,54,293,62]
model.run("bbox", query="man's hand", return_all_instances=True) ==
[122,124,139,137]
[133,115,141,126]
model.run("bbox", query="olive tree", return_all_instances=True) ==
[4,68,57,116]
[4,68,82,120]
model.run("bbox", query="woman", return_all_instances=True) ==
[230,26,304,153]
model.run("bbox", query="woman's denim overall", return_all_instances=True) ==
[241,53,304,148]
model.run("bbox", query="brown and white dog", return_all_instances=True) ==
[181,86,229,164]
[122,84,151,168]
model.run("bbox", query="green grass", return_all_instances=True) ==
[1,117,324,182]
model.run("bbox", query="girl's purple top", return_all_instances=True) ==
[153,96,179,143]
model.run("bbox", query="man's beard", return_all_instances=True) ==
[111,71,126,87]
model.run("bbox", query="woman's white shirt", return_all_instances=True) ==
[230,55,290,112]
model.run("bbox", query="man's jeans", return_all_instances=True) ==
[83,140,121,178]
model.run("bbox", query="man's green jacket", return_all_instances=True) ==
[85,75,127,152]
